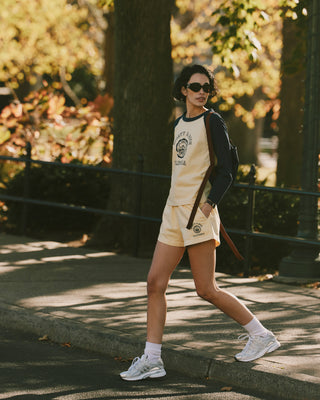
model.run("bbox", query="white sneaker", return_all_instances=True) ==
[120,354,166,381]
[235,330,280,362]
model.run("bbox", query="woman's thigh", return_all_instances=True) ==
[187,239,217,292]
[147,241,185,290]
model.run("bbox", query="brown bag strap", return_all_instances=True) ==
[220,223,244,261]
[186,111,244,261]
[186,166,213,229]
[186,113,214,229]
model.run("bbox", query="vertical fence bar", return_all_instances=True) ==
[20,142,32,235]
[244,164,256,276]
[134,154,144,257]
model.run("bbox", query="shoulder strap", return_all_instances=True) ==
[186,111,244,261]
[205,111,215,164]
[186,112,214,229]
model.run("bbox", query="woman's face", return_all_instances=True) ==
[182,73,210,109]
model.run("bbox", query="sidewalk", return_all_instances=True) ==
[0,233,319,400]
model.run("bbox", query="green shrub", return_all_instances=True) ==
[1,162,110,236]
[217,167,300,275]
[0,162,301,275]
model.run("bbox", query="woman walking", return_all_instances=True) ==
[120,64,280,381]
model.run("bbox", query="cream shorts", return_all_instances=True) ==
[158,203,220,248]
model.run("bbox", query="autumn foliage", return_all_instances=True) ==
[0,84,113,165]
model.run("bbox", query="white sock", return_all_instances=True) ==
[242,316,268,337]
[144,341,162,362]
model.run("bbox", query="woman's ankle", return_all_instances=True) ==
[144,341,162,361]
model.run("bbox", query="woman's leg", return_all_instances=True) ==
[187,239,280,363]
[120,240,184,381]
[147,240,185,343]
[187,239,253,326]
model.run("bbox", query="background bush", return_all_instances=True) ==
[0,161,300,275]
[0,84,113,239]
[217,167,300,275]
[1,162,110,238]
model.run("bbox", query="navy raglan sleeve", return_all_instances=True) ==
[207,112,233,204]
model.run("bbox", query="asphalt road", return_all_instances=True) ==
[0,327,278,400]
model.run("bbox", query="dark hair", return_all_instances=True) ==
[172,64,217,102]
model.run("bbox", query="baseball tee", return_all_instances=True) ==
[167,109,233,206]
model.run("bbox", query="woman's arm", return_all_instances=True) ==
[206,112,233,205]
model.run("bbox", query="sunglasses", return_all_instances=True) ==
[186,82,211,93]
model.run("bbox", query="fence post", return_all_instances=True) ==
[134,154,144,257]
[20,142,32,235]
[244,164,256,276]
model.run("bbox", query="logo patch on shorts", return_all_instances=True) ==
[192,223,204,237]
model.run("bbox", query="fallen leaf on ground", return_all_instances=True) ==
[221,387,232,392]
[258,274,273,281]
[38,335,49,341]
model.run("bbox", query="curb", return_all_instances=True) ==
[0,301,319,400]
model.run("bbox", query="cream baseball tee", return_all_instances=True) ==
[167,109,233,207]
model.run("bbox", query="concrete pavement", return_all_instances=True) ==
[0,233,319,400]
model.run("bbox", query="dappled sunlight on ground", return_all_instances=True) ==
[0,233,320,380]
[0,240,69,254]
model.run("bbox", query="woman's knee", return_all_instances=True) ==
[147,273,167,296]
[196,284,220,302]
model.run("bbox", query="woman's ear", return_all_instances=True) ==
[181,86,187,97]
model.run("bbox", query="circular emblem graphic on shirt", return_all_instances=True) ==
[176,138,188,158]
[193,223,202,235]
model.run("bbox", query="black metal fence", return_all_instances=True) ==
[0,142,319,275]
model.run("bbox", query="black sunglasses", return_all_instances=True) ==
[186,82,211,93]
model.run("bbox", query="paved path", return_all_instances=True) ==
[0,233,319,400]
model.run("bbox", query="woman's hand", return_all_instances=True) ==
[200,202,213,218]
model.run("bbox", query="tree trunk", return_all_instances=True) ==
[276,15,307,187]
[92,0,174,255]
[103,10,115,96]
[226,92,264,166]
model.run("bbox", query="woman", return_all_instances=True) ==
[120,64,280,381]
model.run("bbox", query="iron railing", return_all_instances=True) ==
[0,142,319,275]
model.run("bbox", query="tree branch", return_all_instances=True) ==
[59,67,81,106]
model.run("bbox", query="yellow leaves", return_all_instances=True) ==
[234,104,246,118]
[1,85,113,165]
[234,109,255,130]
[47,95,65,118]
[172,0,284,128]
[0,126,11,145]
[0,0,101,85]
[171,0,214,58]
[17,72,24,81]
[29,76,38,86]
[175,0,193,14]
[172,45,202,64]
